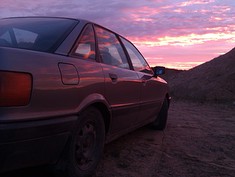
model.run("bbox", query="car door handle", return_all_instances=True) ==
[109,73,118,82]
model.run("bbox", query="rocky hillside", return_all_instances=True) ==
[163,47,235,103]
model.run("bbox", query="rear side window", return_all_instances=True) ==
[0,18,78,52]
[95,26,130,69]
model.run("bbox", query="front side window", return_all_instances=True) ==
[95,26,130,69]
[73,24,96,60]
[121,37,153,74]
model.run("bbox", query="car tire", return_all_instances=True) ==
[151,98,169,130]
[54,107,105,177]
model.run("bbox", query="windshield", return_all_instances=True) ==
[0,17,78,52]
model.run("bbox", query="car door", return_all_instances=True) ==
[120,37,164,123]
[94,25,142,134]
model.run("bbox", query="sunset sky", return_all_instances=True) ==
[1,0,234,69]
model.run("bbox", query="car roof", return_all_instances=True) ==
[1,16,91,23]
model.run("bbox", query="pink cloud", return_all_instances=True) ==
[179,0,215,7]
[0,0,234,69]
[136,39,235,69]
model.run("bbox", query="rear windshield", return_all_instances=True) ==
[0,17,78,52]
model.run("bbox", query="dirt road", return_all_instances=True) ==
[3,100,235,177]
[95,100,235,177]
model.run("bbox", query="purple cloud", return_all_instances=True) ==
[0,0,234,69]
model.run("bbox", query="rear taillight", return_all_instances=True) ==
[0,71,32,107]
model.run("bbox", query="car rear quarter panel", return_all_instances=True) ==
[0,47,105,122]
[0,46,107,172]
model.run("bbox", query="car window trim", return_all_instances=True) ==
[117,35,135,71]
[50,20,79,53]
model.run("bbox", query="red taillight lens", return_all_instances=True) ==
[0,71,32,107]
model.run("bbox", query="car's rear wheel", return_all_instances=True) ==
[151,98,169,130]
[55,107,105,177]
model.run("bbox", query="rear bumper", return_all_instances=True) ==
[0,115,77,173]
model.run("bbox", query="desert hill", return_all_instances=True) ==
[163,47,235,103]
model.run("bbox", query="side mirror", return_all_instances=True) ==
[152,66,165,77]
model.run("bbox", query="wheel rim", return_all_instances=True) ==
[75,121,96,170]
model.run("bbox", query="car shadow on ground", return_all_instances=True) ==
[1,166,54,177]
[1,125,164,177]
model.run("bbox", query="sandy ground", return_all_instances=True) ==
[94,100,235,177]
[3,100,235,177]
